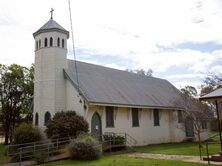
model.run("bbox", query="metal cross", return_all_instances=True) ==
[50,8,54,19]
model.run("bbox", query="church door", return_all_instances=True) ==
[91,112,102,140]
[185,117,194,137]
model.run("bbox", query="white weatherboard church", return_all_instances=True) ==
[33,16,210,146]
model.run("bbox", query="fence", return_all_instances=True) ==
[7,133,136,165]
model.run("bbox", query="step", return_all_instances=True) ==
[211,155,222,161]
[203,155,222,162]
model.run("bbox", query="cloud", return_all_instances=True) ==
[1,0,222,90]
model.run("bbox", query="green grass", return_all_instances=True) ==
[0,144,10,163]
[41,156,207,166]
[135,142,220,156]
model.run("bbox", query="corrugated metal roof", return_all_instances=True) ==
[200,88,222,100]
[64,60,184,109]
[33,19,69,37]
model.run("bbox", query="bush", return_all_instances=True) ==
[68,133,102,160]
[45,111,89,139]
[34,151,47,164]
[103,134,126,151]
[11,123,42,162]
[13,123,42,144]
[103,135,125,145]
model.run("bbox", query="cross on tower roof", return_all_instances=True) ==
[50,8,54,20]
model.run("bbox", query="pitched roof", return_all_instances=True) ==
[200,88,222,100]
[64,60,184,109]
[33,19,69,38]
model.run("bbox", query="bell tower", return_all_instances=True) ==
[33,11,69,127]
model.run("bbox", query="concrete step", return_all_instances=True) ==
[203,155,222,162]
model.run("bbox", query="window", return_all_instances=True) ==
[153,109,160,126]
[36,41,38,50]
[57,38,60,47]
[44,38,48,47]
[177,110,182,123]
[106,106,114,127]
[202,121,207,129]
[39,39,41,48]
[50,37,53,46]
[62,39,65,48]
[132,108,139,127]
[35,112,39,126]
[44,111,51,125]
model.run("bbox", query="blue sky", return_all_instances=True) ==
[0,0,222,90]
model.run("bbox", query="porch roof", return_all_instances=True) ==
[199,88,222,101]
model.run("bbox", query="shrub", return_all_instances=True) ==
[34,151,47,164]
[68,133,102,160]
[11,123,42,162]
[103,135,125,145]
[103,134,126,151]
[45,111,89,139]
[13,123,42,144]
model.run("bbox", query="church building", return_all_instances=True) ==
[33,16,210,146]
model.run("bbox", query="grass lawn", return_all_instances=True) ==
[135,142,220,156]
[0,144,10,164]
[41,155,208,166]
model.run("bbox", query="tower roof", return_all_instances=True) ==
[33,19,69,38]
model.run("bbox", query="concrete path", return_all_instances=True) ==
[122,152,222,165]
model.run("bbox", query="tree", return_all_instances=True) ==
[45,111,89,139]
[201,72,222,96]
[0,64,34,144]
[181,86,198,98]
[175,87,211,158]
[13,123,42,144]
[126,68,153,77]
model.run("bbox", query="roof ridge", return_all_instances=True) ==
[67,59,167,82]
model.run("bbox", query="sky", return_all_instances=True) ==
[0,0,222,90]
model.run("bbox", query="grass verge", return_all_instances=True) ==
[135,142,220,156]
[41,155,208,166]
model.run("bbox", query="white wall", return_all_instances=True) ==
[87,106,178,146]
[86,106,210,146]
[65,79,88,117]
[34,31,68,127]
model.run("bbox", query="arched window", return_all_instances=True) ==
[44,111,51,125]
[62,39,65,48]
[39,39,41,48]
[50,37,53,46]
[35,112,39,126]
[57,38,60,47]
[36,41,38,50]
[44,38,48,47]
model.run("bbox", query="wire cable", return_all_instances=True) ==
[68,0,80,94]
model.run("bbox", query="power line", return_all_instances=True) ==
[68,0,80,94]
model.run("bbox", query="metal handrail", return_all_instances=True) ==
[203,141,222,165]
[8,132,136,165]
[7,136,73,156]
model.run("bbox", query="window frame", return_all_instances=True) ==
[201,120,207,129]
[153,109,160,126]
[132,108,139,127]
[106,106,114,127]
[44,111,51,125]
[44,38,48,47]
[39,39,41,48]
[50,37,53,46]
[177,110,183,123]
[57,37,60,47]
[35,112,39,126]
[62,39,65,48]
